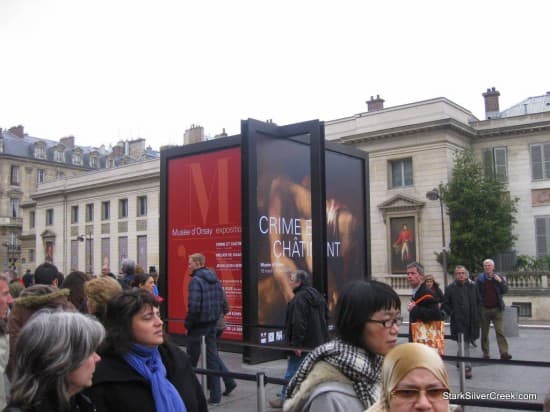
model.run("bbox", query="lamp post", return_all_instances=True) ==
[426,188,448,288]
[77,231,93,274]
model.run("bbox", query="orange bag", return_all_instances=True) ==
[411,321,445,356]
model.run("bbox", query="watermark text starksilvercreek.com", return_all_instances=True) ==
[444,391,538,401]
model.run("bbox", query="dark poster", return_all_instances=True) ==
[390,216,416,273]
[166,147,243,340]
[325,150,366,311]
[255,137,312,344]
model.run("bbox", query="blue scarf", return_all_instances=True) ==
[123,344,187,412]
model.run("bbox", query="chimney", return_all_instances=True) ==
[215,128,228,139]
[60,135,75,149]
[367,95,385,112]
[112,144,124,157]
[482,87,500,119]
[8,125,24,138]
[184,124,204,145]
[127,138,146,159]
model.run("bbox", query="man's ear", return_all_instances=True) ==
[52,278,59,287]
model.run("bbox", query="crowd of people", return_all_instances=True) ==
[0,256,546,412]
[0,260,207,412]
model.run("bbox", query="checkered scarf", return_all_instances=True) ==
[285,338,383,407]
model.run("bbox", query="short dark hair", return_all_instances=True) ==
[34,262,62,285]
[103,288,160,355]
[131,273,153,288]
[406,261,424,275]
[294,270,312,287]
[335,280,401,351]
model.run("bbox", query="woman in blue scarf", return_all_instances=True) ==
[87,289,207,412]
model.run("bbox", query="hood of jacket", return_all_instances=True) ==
[13,288,71,309]
[192,267,219,284]
[295,285,325,308]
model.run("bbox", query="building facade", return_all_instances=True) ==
[324,90,550,318]
[0,124,158,274]
[29,159,160,276]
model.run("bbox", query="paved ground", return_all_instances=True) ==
[184,324,550,412]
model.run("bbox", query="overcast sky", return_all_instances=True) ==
[1,0,548,150]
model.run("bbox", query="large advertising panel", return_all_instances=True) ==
[325,150,367,312]
[166,147,242,340]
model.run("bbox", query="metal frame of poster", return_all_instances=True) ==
[160,135,243,341]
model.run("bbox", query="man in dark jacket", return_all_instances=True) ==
[406,261,443,342]
[185,253,225,404]
[269,270,329,409]
[119,259,136,289]
[476,258,512,360]
[442,266,481,378]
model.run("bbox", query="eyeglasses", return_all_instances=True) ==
[391,387,449,402]
[366,316,403,328]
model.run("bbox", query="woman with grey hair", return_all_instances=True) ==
[4,310,105,412]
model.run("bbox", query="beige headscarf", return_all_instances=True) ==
[366,343,449,412]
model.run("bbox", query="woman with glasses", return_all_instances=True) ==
[284,280,402,412]
[86,288,207,412]
[366,342,451,412]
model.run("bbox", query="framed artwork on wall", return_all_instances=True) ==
[390,216,416,273]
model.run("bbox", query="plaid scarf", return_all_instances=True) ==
[285,338,383,407]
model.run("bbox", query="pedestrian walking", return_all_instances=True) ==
[476,258,512,360]
[269,270,329,409]
[442,265,481,378]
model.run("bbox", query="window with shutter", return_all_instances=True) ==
[535,216,550,258]
[531,143,550,180]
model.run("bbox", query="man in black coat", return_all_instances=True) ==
[269,270,329,409]
[442,265,481,378]
[406,261,443,342]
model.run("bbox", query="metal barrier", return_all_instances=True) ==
[179,330,547,411]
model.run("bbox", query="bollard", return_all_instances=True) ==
[257,372,266,412]
[200,335,208,399]
[458,332,466,410]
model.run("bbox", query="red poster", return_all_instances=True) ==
[166,147,242,340]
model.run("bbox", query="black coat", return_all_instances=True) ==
[285,284,329,349]
[442,280,481,342]
[410,283,443,323]
[86,342,207,412]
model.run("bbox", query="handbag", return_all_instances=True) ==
[410,294,445,355]
[411,320,445,355]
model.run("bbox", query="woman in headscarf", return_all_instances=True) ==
[284,280,401,412]
[366,343,452,412]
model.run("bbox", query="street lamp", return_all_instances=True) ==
[426,188,448,288]
[77,231,93,274]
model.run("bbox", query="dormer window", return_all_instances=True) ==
[72,150,83,165]
[90,154,99,168]
[55,149,64,162]
[34,142,46,159]
[107,157,115,168]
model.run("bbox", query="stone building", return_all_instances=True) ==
[29,159,160,276]
[0,125,158,274]
[324,89,550,319]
